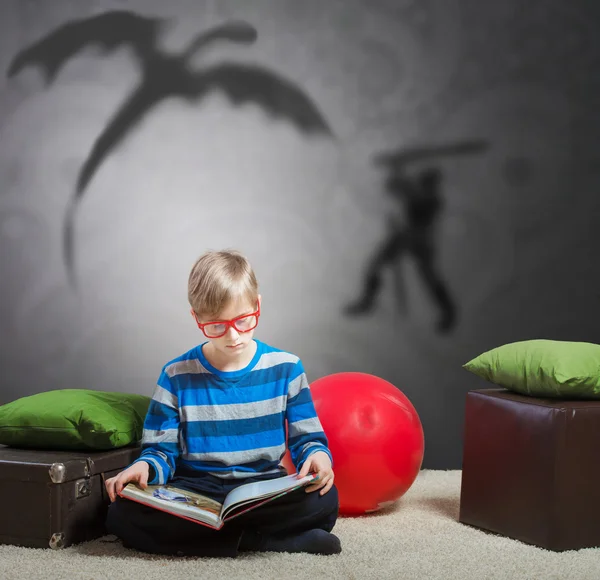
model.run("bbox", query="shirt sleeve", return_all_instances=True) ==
[285,359,333,470]
[131,369,180,485]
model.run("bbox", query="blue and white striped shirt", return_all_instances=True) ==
[132,339,331,484]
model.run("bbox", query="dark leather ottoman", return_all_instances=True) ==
[459,388,600,551]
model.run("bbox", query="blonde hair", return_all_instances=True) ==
[188,249,258,317]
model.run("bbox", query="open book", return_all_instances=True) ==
[119,472,317,530]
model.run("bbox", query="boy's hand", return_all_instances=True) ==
[298,451,334,496]
[105,461,150,502]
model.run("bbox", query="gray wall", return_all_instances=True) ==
[1,0,599,469]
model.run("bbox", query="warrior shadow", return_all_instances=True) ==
[344,141,490,334]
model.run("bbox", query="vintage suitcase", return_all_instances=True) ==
[0,444,140,549]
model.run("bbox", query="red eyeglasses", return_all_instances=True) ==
[193,304,260,338]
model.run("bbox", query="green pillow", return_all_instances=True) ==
[0,389,151,450]
[463,339,600,399]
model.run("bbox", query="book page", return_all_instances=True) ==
[121,484,223,527]
[221,473,315,519]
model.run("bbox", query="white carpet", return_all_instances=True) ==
[1,470,599,580]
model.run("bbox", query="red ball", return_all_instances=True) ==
[283,372,424,515]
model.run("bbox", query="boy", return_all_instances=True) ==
[105,249,341,557]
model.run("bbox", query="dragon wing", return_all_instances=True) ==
[192,63,334,137]
[7,10,166,84]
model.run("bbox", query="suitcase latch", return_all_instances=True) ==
[76,457,95,498]
[76,478,91,498]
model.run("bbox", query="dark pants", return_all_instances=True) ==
[106,468,339,558]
